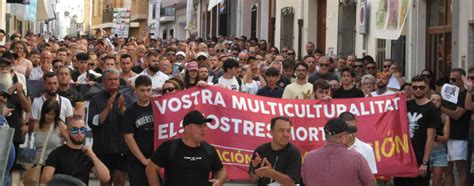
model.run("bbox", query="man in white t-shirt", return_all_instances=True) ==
[282,62,313,99]
[339,112,378,174]
[217,58,241,92]
[371,72,395,97]
[30,72,74,129]
[136,51,169,94]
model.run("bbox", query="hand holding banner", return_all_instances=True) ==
[152,86,419,180]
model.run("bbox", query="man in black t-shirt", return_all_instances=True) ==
[146,110,227,186]
[257,67,284,98]
[332,68,364,99]
[441,68,472,186]
[249,116,301,186]
[394,75,440,186]
[57,66,84,117]
[123,75,154,186]
[41,116,110,184]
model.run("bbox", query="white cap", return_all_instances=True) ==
[176,51,186,57]
[196,52,209,59]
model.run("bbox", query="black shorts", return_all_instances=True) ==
[97,153,128,172]
[128,157,148,186]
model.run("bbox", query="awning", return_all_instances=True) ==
[208,0,224,11]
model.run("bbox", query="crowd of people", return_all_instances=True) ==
[0,29,473,186]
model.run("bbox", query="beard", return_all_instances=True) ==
[149,65,160,73]
[70,136,85,145]
[46,89,57,97]
[414,94,426,99]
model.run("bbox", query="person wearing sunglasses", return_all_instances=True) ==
[441,68,473,186]
[308,57,339,84]
[173,51,186,76]
[353,60,365,77]
[394,75,441,185]
[366,62,377,77]
[161,78,183,96]
[41,116,110,185]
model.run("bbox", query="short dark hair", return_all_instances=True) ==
[135,75,152,88]
[265,67,280,77]
[314,49,323,54]
[231,47,241,53]
[222,58,239,72]
[340,67,355,77]
[295,62,308,70]
[76,52,89,60]
[282,60,295,70]
[411,75,429,85]
[42,71,57,81]
[339,112,356,122]
[312,79,330,91]
[120,54,132,60]
[146,51,160,58]
[103,54,116,62]
[451,68,466,76]
[57,48,68,54]
[270,116,292,130]
[468,67,474,74]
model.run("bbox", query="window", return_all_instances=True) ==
[391,36,406,76]
[376,39,386,69]
[94,0,99,17]
[426,0,452,78]
[337,2,356,57]
[280,7,294,49]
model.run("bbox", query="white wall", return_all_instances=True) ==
[458,0,472,69]
[325,0,338,55]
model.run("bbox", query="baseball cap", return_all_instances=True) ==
[183,110,213,127]
[196,52,209,59]
[176,51,186,57]
[186,61,199,71]
[1,50,18,60]
[324,118,357,136]
[0,83,10,98]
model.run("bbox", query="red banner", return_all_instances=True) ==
[152,86,419,180]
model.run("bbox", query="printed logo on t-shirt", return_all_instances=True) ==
[135,115,154,128]
[184,156,203,161]
[408,112,422,138]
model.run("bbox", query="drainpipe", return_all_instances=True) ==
[297,0,303,61]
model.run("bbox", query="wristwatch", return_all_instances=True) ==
[421,161,428,166]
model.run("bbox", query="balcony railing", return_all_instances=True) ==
[160,8,175,17]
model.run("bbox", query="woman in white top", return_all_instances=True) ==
[33,98,68,163]
[10,41,33,77]
[241,65,260,95]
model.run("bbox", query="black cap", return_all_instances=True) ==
[1,50,18,60]
[324,118,357,136]
[183,110,213,127]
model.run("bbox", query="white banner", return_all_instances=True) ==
[373,0,411,40]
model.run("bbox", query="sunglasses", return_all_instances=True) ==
[354,65,363,68]
[70,127,87,135]
[423,74,431,78]
[383,65,391,68]
[163,87,176,93]
[412,85,426,90]
[217,49,225,53]
[319,64,329,67]
[198,57,207,61]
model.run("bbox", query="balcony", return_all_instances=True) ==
[162,0,186,9]
[159,8,175,23]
